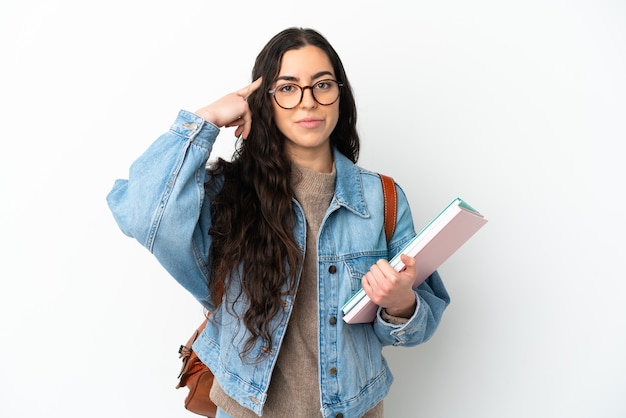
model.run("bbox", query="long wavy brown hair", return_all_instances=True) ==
[207,28,360,359]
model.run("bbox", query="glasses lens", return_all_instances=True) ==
[274,84,301,109]
[312,80,340,105]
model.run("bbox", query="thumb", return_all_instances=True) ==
[400,253,417,275]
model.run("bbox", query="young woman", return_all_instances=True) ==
[107,27,450,418]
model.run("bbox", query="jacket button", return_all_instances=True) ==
[329,367,337,375]
[329,316,337,325]
[328,265,337,274]
[336,414,344,418]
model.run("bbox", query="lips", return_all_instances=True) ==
[296,117,324,129]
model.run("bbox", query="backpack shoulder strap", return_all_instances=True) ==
[379,174,398,243]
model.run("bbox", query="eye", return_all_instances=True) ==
[314,80,332,90]
[276,84,299,94]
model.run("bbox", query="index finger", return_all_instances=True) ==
[236,77,263,99]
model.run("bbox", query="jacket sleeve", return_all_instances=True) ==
[373,184,451,346]
[106,110,220,308]
[374,271,450,346]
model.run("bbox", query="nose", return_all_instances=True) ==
[299,86,318,108]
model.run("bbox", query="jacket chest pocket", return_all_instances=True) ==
[343,255,383,292]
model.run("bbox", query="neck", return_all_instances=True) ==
[286,145,333,173]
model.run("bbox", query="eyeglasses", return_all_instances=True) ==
[268,79,343,109]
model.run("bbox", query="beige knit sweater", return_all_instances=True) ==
[211,164,383,417]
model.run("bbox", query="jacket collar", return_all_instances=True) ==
[332,147,370,219]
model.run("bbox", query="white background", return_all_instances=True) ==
[1,1,625,417]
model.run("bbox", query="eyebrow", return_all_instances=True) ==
[275,70,334,83]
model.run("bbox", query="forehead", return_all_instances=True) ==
[278,45,334,80]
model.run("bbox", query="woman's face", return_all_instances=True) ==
[271,45,340,171]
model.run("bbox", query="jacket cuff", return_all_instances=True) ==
[170,109,220,146]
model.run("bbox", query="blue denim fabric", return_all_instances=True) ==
[107,110,450,418]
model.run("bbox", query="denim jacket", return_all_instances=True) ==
[107,110,450,417]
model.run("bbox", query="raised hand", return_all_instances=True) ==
[194,77,263,139]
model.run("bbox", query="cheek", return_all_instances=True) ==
[271,104,289,131]
[329,106,340,131]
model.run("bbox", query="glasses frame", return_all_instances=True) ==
[268,79,343,110]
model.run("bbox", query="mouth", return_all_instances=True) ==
[296,117,324,129]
